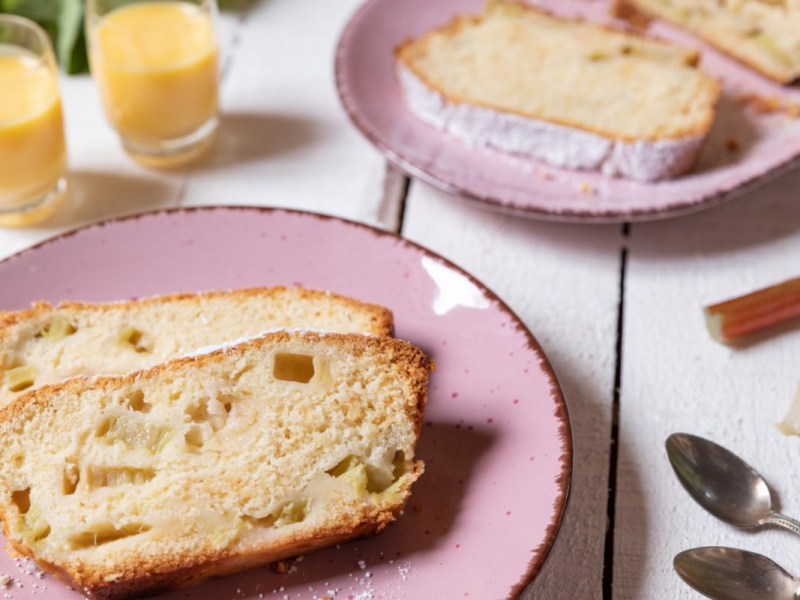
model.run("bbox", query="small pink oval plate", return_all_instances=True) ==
[0,207,571,599]
[335,0,800,222]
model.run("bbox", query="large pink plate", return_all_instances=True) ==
[0,207,571,599]
[335,0,800,222]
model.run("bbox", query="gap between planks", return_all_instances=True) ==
[602,222,630,599]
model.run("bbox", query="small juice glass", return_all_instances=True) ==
[0,15,67,227]
[86,0,220,168]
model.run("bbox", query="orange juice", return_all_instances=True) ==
[0,45,66,210]
[90,1,219,142]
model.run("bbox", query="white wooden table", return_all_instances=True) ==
[3,1,800,598]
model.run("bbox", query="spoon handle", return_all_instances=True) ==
[765,513,800,536]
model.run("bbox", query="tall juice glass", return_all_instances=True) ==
[0,16,67,227]
[86,0,220,168]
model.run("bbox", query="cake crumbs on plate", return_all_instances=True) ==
[615,1,653,28]
[725,137,741,152]
[270,557,300,575]
[396,562,413,581]
[577,181,594,195]
[738,93,800,118]
[739,93,781,113]
[0,574,9,589]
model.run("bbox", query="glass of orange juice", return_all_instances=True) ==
[86,0,220,168]
[0,15,67,227]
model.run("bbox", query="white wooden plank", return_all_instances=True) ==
[402,181,622,600]
[616,167,800,598]
[180,0,400,230]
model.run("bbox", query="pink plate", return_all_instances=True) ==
[335,0,800,222]
[0,207,571,600]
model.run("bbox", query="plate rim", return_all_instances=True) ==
[334,0,800,224]
[0,205,574,597]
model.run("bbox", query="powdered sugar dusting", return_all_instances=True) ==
[254,554,416,600]
[0,551,415,599]
[185,328,340,357]
[0,556,48,599]
[185,328,300,357]
[397,64,706,182]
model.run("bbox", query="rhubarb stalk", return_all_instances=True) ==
[704,276,800,343]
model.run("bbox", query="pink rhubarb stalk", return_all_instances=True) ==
[704,277,800,343]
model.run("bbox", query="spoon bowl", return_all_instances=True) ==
[666,433,800,535]
[675,547,800,600]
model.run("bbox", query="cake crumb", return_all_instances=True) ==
[725,137,740,152]
[739,93,782,113]
[614,1,653,28]
[578,181,594,195]
[738,93,800,118]
[0,574,9,589]
[269,558,298,575]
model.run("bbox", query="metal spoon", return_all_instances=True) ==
[666,432,800,535]
[674,547,800,600]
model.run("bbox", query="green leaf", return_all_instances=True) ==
[64,23,88,74]
[0,0,60,24]
[0,0,88,74]
[55,0,83,70]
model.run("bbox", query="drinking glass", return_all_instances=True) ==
[0,15,67,227]
[86,0,220,168]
